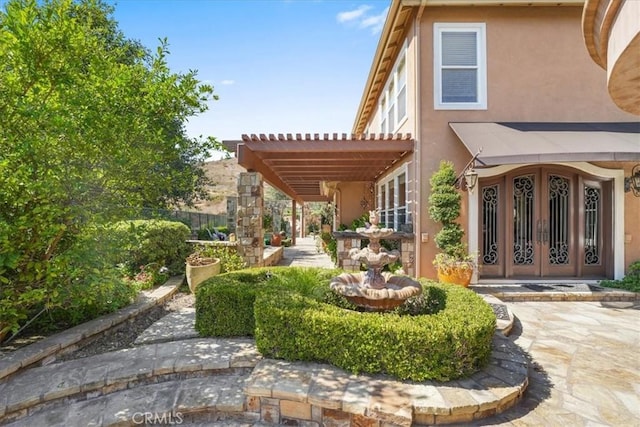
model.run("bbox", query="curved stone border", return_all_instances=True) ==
[0,334,527,426]
[0,276,183,382]
[0,338,260,424]
[244,332,528,426]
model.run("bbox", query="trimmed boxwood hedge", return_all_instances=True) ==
[195,267,343,337]
[195,267,496,382]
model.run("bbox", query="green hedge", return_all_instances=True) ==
[195,267,495,382]
[255,283,494,381]
[195,267,341,336]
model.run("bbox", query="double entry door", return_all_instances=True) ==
[480,166,612,278]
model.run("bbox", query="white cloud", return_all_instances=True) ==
[220,79,235,85]
[360,7,388,34]
[337,5,388,35]
[336,5,372,23]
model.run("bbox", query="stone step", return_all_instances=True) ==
[243,333,529,426]
[0,338,261,424]
[0,277,182,382]
[4,375,252,427]
[471,283,638,302]
[134,308,198,345]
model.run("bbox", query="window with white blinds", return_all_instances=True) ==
[379,45,407,133]
[377,166,409,230]
[434,23,487,110]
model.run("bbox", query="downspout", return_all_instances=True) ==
[414,2,426,278]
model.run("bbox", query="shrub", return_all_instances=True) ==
[195,267,340,336]
[195,276,260,337]
[110,220,191,275]
[255,281,495,381]
[195,267,495,381]
[600,260,640,292]
[195,244,247,273]
[16,226,140,333]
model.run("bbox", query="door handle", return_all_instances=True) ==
[536,220,542,243]
[542,219,549,244]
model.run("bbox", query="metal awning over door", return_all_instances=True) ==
[224,133,414,203]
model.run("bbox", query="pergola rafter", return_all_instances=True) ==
[225,133,414,203]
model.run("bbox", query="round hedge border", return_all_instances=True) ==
[196,267,496,382]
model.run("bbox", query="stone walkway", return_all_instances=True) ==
[277,236,336,268]
[0,239,638,426]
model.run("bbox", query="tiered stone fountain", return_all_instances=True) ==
[330,210,422,311]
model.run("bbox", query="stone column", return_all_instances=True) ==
[237,172,264,268]
[401,238,415,277]
[226,196,238,234]
[291,200,297,245]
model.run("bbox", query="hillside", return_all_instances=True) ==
[192,158,245,214]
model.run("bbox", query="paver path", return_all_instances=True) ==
[277,236,335,268]
[473,300,640,426]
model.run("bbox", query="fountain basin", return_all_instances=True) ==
[330,272,422,311]
[355,226,395,239]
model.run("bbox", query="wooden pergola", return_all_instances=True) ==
[226,133,414,203]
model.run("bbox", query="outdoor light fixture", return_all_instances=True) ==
[464,168,479,192]
[624,164,640,197]
[454,148,483,193]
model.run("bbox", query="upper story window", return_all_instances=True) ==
[434,23,487,110]
[379,46,407,133]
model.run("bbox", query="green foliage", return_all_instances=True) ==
[195,267,341,337]
[110,220,191,275]
[255,280,495,382]
[393,284,446,316]
[195,268,495,382]
[0,0,224,337]
[428,161,468,261]
[599,260,640,292]
[193,244,247,273]
[195,276,259,337]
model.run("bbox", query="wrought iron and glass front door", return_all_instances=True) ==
[479,167,611,278]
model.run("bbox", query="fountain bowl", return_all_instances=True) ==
[330,272,422,311]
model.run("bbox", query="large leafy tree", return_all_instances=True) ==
[0,0,222,338]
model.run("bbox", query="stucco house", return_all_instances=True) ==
[229,0,639,283]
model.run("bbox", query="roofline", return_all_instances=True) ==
[352,0,404,135]
[352,0,586,134]
[403,0,583,5]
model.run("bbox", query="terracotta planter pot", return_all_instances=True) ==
[270,233,282,246]
[186,258,221,293]
[437,265,473,287]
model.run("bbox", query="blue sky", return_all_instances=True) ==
[109,0,390,158]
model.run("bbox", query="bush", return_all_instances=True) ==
[110,220,191,275]
[195,267,340,336]
[11,226,141,334]
[195,267,495,382]
[600,260,640,292]
[195,276,260,337]
[195,244,247,273]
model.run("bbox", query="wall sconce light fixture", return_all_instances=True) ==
[624,164,640,197]
[454,148,483,193]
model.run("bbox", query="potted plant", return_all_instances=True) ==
[428,160,476,287]
[185,245,221,293]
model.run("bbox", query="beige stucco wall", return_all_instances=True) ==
[592,161,640,271]
[336,181,374,228]
[415,6,639,279]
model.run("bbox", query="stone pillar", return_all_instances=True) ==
[226,196,238,234]
[237,172,264,268]
[401,238,415,277]
[291,200,297,245]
